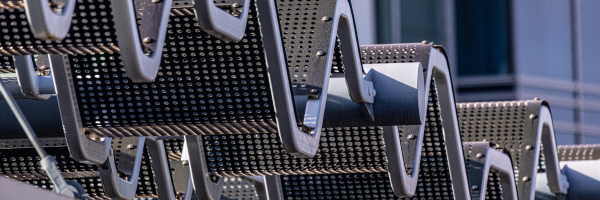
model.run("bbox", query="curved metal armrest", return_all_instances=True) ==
[50,54,111,164]
[539,106,570,196]
[111,0,172,82]
[193,0,250,42]
[183,135,224,200]
[98,137,146,200]
[146,137,194,200]
[24,0,76,40]
[464,142,518,200]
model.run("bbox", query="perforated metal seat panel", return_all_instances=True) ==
[558,144,599,161]
[457,100,552,200]
[0,0,119,56]
[66,1,277,137]
[221,177,260,200]
[278,81,455,200]
[0,56,13,73]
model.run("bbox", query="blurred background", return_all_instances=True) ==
[350,0,600,145]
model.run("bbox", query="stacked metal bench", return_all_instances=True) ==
[0,0,597,200]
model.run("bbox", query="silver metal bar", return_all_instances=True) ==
[49,54,111,165]
[539,106,570,198]
[382,126,423,197]
[111,0,172,82]
[183,135,224,200]
[98,137,146,200]
[24,0,76,40]
[193,0,250,42]
[145,137,177,200]
[464,143,518,200]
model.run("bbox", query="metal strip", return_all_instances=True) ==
[463,141,518,200]
[23,0,76,40]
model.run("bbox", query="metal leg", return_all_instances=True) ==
[193,0,251,41]
[463,142,518,200]
[98,137,146,200]
[183,135,224,200]
[23,0,76,40]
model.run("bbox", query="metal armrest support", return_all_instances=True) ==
[382,126,423,197]
[111,0,172,82]
[538,106,569,198]
[0,55,53,100]
[24,0,76,40]
[193,0,250,42]
[184,135,224,200]
[464,142,518,200]
[98,137,146,200]
[50,54,111,164]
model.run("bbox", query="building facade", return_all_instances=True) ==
[351,0,600,145]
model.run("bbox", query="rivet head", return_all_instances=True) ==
[529,114,537,119]
[471,185,479,190]
[309,89,318,94]
[525,145,534,150]
[407,134,416,140]
[316,51,326,56]
[151,0,161,3]
[422,40,429,44]
[534,97,540,100]
[522,176,531,182]
[476,153,484,158]
[182,160,189,165]
[126,144,136,149]
[232,3,240,8]
[143,37,154,43]
[321,16,331,21]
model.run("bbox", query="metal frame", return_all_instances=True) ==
[146,137,194,200]
[23,0,76,40]
[244,176,268,200]
[538,106,570,199]
[463,142,518,200]
[49,54,111,164]
[255,0,375,157]
[0,55,55,100]
[193,0,250,42]
[183,136,224,200]
[97,137,146,200]
[382,126,423,197]
[423,47,471,199]
[111,0,172,82]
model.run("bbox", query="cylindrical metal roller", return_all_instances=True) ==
[0,96,64,139]
[295,62,425,128]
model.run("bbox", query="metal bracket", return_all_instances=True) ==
[111,0,172,82]
[98,137,146,200]
[193,0,250,42]
[49,54,111,164]
[183,135,224,200]
[23,0,76,40]
[382,126,423,197]
[463,142,518,200]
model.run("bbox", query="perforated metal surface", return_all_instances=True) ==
[558,144,599,161]
[462,142,505,200]
[0,147,98,180]
[203,126,387,177]
[2,138,158,199]
[221,177,259,200]
[0,0,119,56]
[69,1,277,137]
[275,0,336,96]
[457,100,543,200]
[0,56,13,73]
[278,81,455,199]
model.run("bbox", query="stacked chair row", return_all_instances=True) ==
[0,0,597,200]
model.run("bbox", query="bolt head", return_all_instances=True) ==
[309,89,318,94]
[321,16,331,21]
[143,37,154,43]
[182,160,189,165]
[522,176,531,182]
[316,51,326,56]
[152,0,161,3]
[126,144,136,149]
[422,40,429,44]
[407,134,416,140]
[529,114,537,119]
[525,145,534,150]
[476,153,484,158]
[471,185,479,190]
